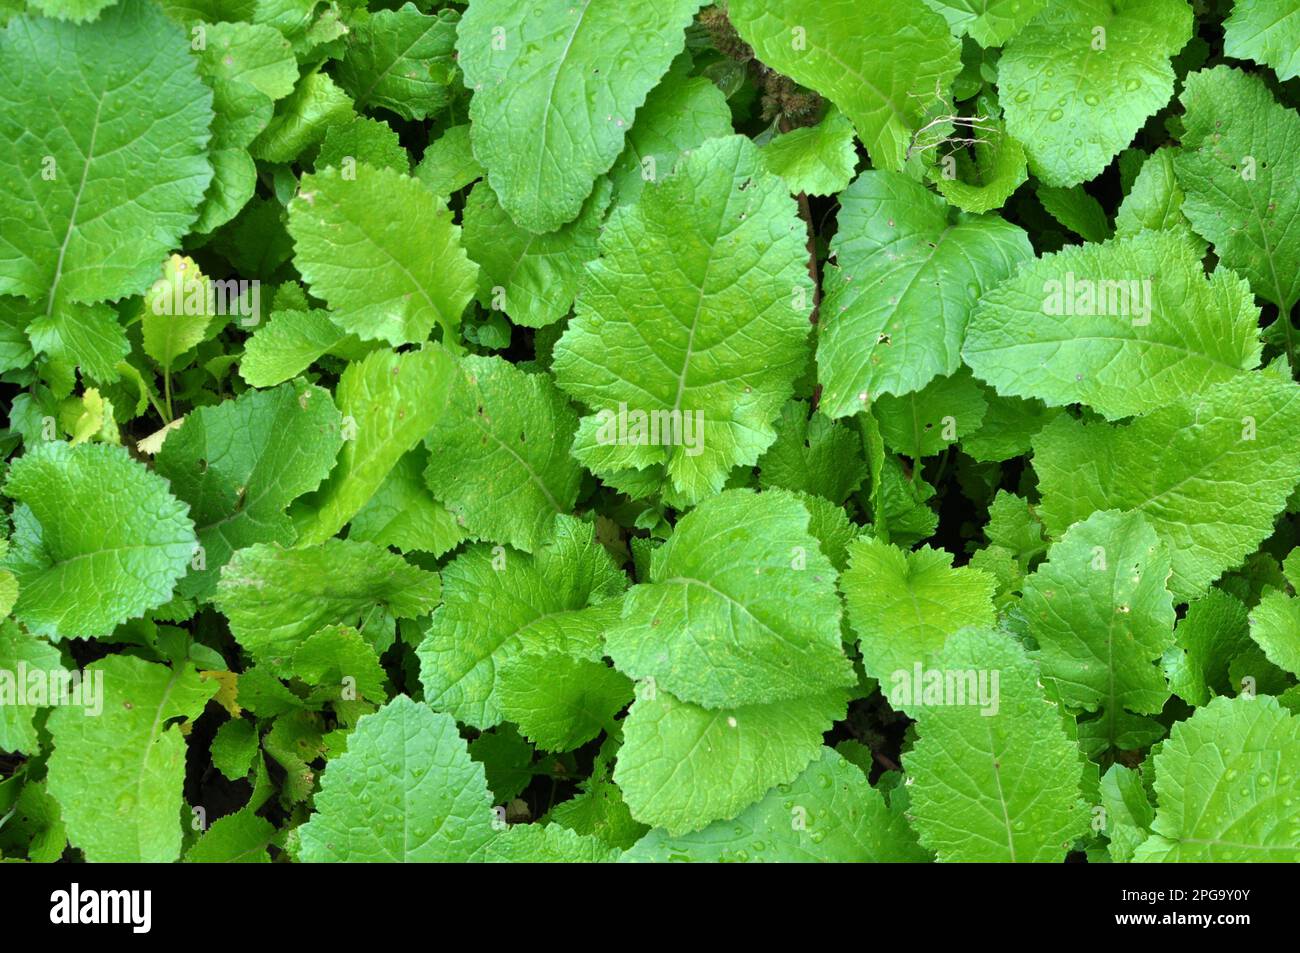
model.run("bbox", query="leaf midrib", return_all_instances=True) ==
[45,97,105,316]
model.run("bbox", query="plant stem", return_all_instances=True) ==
[932,445,954,487]
[143,385,169,425]
[1280,302,1296,375]
[796,192,821,325]
[779,117,822,326]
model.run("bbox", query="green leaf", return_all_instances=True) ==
[982,491,1047,583]
[0,779,67,863]
[841,537,995,713]
[192,20,298,232]
[756,399,867,504]
[497,652,632,751]
[421,590,618,722]
[210,717,259,782]
[873,455,941,547]
[1135,695,1300,861]
[998,0,1192,187]
[483,823,620,862]
[210,197,293,277]
[964,230,1262,420]
[0,297,34,373]
[63,386,118,447]
[549,779,647,850]
[235,665,304,720]
[141,255,220,373]
[348,447,465,557]
[1114,147,1204,255]
[760,106,857,197]
[413,124,484,200]
[25,0,116,23]
[1174,66,1300,316]
[874,369,989,458]
[817,170,1032,418]
[293,346,459,546]
[982,490,1039,550]
[961,391,1061,462]
[606,60,732,208]
[1223,0,1300,82]
[0,565,17,625]
[200,148,258,238]
[929,100,1028,215]
[457,0,703,232]
[1284,550,1300,590]
[799,492,858,572]
[613,686,848,836]
[418,517,625,729]
[462,177,611,329]
[729,0,961,173]
[214,540,440,673]
[292,624,388,703]
[298,696,498,862]
[623,747,928,862]
[200,18,297,101]
[553,135,814,504]
[905,627,1088,861]
[1023,510,1175,748]
[0,621,65,755]
[316,116,408,174]
[186,808,276,863]
[606,488,854,708]
[3,442,195,639]
[249,71,353,164]
[288,165,477,347]
[1248,588,1300,678]
[1036,184,1110,243]
[468,724,534,804]
[424,355,582,552]
[1100,763,1154,862]
[155,0,256,24]
[1033,374,1300,600]
[919,0,1046,46]
[155,378,344,599]
[26,301,129,383]
[238,308,370,388]
[263,708,324,804]
[0,0,214,313]
[1164,589,1252,706]
[336,4,458,121]
[1228,645,1291,699]
[46,655,216,862]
